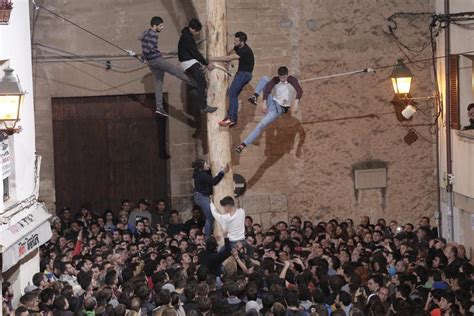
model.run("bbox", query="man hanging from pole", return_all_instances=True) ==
[235,66,303,154]
[209,32,255,127]
[140,16,195,117]
[178,18,218,114]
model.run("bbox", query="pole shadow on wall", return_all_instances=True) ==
[244,113,306,190]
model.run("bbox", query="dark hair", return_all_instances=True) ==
[235,31,247,43]
[206,237,218,252]
[220,196,235,207]
[396,284,411,300]
[198,297,212,313]
[369,274,383,288]
[15,306,29,316]
[468,103,474,111]
[277,66,289,76]
[189,18,202,31]
[150,16,164,27]
[284,289,299,307]
[83,297,97,312]
[32,272,44,287]
[52,296,68,311]
[192,159,206,171]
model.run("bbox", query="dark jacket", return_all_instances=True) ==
[193,169,224,196]
[178,27,208,65]
[198,238,231,273]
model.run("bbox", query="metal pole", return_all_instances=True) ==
[444,0,455,242]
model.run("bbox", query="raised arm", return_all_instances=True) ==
[210,202,225,224]
[209,53,239,62]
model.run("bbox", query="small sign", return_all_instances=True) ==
[233,173,247,197]
[1,141,11,179]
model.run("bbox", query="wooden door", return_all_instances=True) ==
[52,94,168,214]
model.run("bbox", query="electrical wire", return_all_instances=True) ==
[34,43,148,72]
[37,3,132,55]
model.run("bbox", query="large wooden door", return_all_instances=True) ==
[52,94,168,214]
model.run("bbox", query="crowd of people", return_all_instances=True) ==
[2,197,473,316]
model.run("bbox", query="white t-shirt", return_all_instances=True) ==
[272,81,295,107]
[181,59,199,71]
[210,203,245,242]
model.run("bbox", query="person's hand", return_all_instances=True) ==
[222,163,230,174]
[207,63,215,70]
[232,248,239,258]
[78,229,83,241]
[236,241,243,250]
[284,260,291,267]
[261,102,267,114]
[293,100,300,113]
[293,257,304,267]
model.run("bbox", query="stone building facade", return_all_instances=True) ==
[34,0,438,228]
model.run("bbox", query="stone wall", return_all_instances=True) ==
[220,0,437,228]
[33,0,198,212]
[34,0,438,227]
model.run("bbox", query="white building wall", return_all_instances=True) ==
[0,0,36,205]
[0,0,41,310]
[436,0,474,254]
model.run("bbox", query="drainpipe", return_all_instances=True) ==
[444,0,455,242]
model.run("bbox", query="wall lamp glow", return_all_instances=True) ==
[390,59,437,119]
[0,67,25,136]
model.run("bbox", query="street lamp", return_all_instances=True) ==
[0,67,25,135]
[390,59,413,96]
[390,59,439,120]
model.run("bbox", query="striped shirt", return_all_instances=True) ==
[140,29,162,61]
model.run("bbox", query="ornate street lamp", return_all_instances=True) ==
[390,59,413,96]
[0,67,25,135]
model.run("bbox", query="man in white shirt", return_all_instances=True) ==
[236,66,303,154]
[210,196,245,248]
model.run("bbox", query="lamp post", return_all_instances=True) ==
[0,67,25,135]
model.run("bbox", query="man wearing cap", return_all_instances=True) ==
[128,199,152,229]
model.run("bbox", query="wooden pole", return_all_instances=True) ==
[206,0,233,244]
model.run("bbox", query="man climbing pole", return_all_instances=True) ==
[192,159,230,238]
[236,66,303,154]
[140,16,195,117]
[178,18,218,114]
[209,32,255,127]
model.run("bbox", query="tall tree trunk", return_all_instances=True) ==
[206,0,233,245]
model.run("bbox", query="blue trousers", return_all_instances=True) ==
[193,192,214,237]
[243,76,283,146]
[228,71,252,122]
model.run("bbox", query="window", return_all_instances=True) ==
[458,54,474,129]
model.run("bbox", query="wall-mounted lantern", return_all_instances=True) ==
[0,67,25,135]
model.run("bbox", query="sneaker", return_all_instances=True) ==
[235,143,246,154]
[248,94,258,105]
[201,106,218,113]
[218,117,235,127]
[155,108,169,117]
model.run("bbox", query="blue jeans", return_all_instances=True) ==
[243,76,283,146]
[193,192,214,237]
[228,71,252,122]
